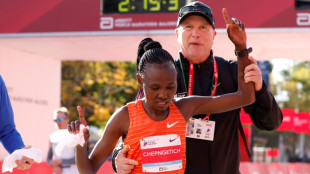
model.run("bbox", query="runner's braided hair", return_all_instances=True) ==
[137,38,175,75]
[136,38,153,71]
[135,38,176,100]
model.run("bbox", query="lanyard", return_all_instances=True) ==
[179,55,218,120]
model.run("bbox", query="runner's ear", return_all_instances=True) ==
[137,74,142,86]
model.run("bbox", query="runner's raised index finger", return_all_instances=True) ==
[222,8,231,25]
[77,106,87,126]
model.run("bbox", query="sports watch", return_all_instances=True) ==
[234,47,252,57]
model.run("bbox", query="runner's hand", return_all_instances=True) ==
[115,145,138,174]
[222,8,247,50]
[67,106,90,145]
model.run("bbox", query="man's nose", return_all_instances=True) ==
[191,27,200,38]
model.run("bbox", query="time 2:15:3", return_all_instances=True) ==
[118,0,180,13]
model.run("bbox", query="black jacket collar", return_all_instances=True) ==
[178,50,214,71]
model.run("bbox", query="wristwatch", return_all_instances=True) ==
[234,47,252,57]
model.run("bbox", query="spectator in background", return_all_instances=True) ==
[0,75,34,170]
[47,107,78,174]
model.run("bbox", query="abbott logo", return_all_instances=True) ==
[297,13,310,26]
[100,17,113,29]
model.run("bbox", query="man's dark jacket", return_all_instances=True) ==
[176,52,282,174]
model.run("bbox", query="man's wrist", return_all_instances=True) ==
[234,44,247,51]
[255,80,267,96]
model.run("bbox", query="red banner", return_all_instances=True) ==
[240,108,253,125]
[0,0,310,34]
[308,116,310,135]
[266,148,279,158]
[239,126,251,162]
[240,108,310,134]
[0,161,116,174]
[277,108,295,131]
[294,112,309,134]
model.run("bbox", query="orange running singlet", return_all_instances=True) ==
[124,100,187,174]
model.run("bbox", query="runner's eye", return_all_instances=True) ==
[151,87,159,90]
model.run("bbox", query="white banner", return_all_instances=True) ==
[0,46,61,160]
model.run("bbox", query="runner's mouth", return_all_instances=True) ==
[157,101,168,105]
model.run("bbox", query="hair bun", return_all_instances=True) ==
[144,41,162,51]
[138,38,153,58]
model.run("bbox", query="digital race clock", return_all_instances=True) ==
[102,0,187,14]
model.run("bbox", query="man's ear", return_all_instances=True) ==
[213,30,217,40]
[175,28,180,42]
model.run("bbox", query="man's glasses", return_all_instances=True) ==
[54,117,65,122]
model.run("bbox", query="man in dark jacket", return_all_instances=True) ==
[112,1,282,174]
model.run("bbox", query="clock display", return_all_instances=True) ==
[102,0,187,14]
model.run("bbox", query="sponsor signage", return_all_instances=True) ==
[277,109,295,131]
[294,112,309,133]
[0,0,309,34]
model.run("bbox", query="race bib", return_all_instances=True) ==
[140,134,182,173]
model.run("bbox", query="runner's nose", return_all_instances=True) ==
[158,89,168,99]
